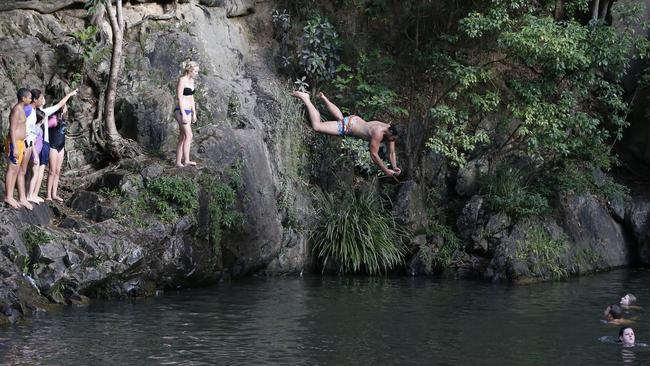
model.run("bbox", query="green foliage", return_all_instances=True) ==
[550,161,631,203]
[23,226,54,251]
[298,15,342,83]
[199,166,246,261]
[71,26,99,63]
[515,227,569,280]
[573,246,603,273]
[19,225,50,274]
[147,176,198,218]
[420,189,464,272]
[483,165,551,218]
[332,51,408,120]
[423,220,463,272]
[424,1,646,174]
[117,176,198,226]
[426,105,490,167]
[310,188,406,274]
[339,138,376,175]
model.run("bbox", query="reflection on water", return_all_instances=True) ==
[1,269,650,365]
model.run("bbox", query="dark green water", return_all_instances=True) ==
[1,269,650,365]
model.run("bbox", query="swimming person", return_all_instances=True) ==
[619,327,635,347]
[620,294,638,308]
[4,88,32,209]
[175,61,199,167]
[604,304,635,326]
[46,106,69,202]
[291,91,402,177]
[27,88,77,203]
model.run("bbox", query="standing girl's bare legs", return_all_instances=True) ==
[175,110,186,167]
[181,123,195,166]
[27,152,41,203]
[28,165,46,203]
[318,92,344,121]
[291,91,341,136]
[47,148,64,202]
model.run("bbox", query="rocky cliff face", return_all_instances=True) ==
[1,0,649,325]
[0,0,313,324]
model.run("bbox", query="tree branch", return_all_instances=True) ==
[0,0,85,14]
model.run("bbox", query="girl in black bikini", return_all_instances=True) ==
[46,105,68,202]
[175,61,199,167]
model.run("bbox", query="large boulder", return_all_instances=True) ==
[392,180,428,234]
[558,193,631,269]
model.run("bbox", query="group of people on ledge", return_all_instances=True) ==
[603,293,643,347]
[4,87,76,209]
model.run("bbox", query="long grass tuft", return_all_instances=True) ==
[310,189,405,275]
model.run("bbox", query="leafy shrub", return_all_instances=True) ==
[199,167,246,261]
[23,226,54,250]
[310,189,406,274]
[332,50,408,120]
[298,15,341,83]
[515,227,569,280]
[117,176,198,225]
[551,161,630,203]
[146,176,198,217]
[483,165,550,219]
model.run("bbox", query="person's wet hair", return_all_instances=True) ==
[17,88,31,101]
[610,304,623,319]
[388,124,399,137]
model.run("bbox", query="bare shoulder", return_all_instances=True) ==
[9,104,24,117]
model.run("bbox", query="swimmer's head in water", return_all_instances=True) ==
[621,294,637,306]
[607,304,623,320]
[17,88,31,102]
[619,327,635,347]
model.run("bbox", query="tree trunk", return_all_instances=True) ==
[591,0,601,20]
[104,0,123,142]
[0,0,85,13]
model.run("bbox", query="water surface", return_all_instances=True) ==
[2,269,650,365]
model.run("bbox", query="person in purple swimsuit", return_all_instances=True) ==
[27,88,77,203]
[175,61,199,167]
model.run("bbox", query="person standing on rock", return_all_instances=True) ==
[27,88,77,203]
[4,88,33,209]
[291,91,402,177]
[174,61,199,167]
[47,105,69,202]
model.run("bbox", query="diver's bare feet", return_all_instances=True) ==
[45,196,52,201]
[19,200,33,210]
[291,91,310,99]
[27,196,40,204]
[34,196,44,203]
[4,198,19,209]
[53,196,64,203]
[176,163,185,168]
[185,161,197,166]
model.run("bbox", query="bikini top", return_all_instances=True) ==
[182,87,195,96]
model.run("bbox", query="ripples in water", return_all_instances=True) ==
[2,270,650,365]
